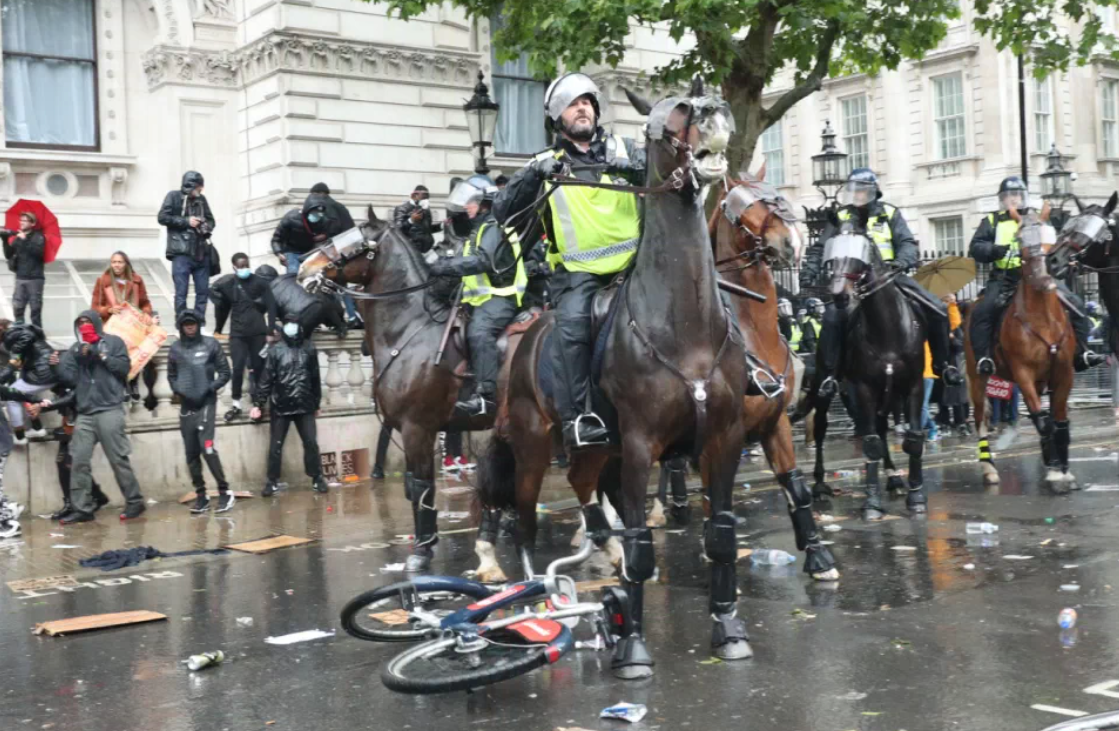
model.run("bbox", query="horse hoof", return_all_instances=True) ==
[647,499,667,528]
[908,502,927,515]
[475,565,508,584]
[404,553,432,572]
[614,664,655,680]
[714,640,754,661]
[864,508,885,521]
[812,568,840,582]
[886,476,906,494]
[981,462,1000,484]
[813,482,835,501]
[1046,477,1072,495]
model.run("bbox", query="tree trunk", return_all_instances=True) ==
[724,76,767,179]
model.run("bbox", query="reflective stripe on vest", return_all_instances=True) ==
[838,206,896,261]
[461,223,528,307]
[989,213,1022,270]
[540,134,641,275]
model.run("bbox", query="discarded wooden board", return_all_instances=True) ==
[574,578,619,592]
[737,548,754,560]
[8,575,78,593]
[33,610,167,637]
[178,490,256,504]
[225,535,315,554]
[369,609,412,626]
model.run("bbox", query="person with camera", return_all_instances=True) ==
[393,185,441,255]
[158,171,215,322]
[1,211,46,329]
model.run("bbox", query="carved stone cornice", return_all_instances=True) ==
[141,46,238,91]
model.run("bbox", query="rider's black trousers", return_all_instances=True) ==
[551,268,614,423]
[970,273,1091,361]
[467,295,518,396]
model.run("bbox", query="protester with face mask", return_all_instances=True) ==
[393,185,442,254]
[158,171,215,321]
[251,313,327,497]
[300,183,362,330]
[211,252,277,422]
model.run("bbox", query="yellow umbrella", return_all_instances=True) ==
[914,256,976,298]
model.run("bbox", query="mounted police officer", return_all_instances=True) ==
[428,174,528,417]
[969,176,1105,374]
[798,298,823,355]
[801,168,964,399]
[494,73,645,450]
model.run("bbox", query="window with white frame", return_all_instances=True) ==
[1034,76,1053,152]
[932,216,965,255]
[932,73,967,160]
[0,259,174,343]
[760,123,785,186]
[841,95,869,169]
[1102,79,1119,158]
[2,0,98,149]
[490,13,548,156]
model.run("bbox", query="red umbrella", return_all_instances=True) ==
[5,199,62,263]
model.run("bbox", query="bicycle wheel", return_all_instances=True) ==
[340,578,493,643]
[382,620,574,694]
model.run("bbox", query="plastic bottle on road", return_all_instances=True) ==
[1058,608,1078,629]
[966,522,999,534]
[751,549,796,566]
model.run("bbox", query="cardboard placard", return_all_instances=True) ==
[225,535,315,554]
[341,448,369,481]
[320,452,338,481]
[986,376,1013,400]
[101,302,168,381]
[33,610,167,636]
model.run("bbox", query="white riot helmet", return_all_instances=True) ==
[544,73,603,134]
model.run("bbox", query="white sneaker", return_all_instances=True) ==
[12,436,27,446]
[25,428,47,440]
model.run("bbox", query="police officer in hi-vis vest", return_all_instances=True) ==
[494,73,645,450]
[429,174,529,417]
[801,168,964,400]
[969,176,1105,374]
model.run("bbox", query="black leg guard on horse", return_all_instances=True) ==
[477,508,501,546]
[412,479,438,552]
[613,527,656,676]
[581,501,613,547]
[1054,420,1071,473]
[777,469,836,576]
[902,429,927,512]
[862,434,885,518]
[1030,409,1057,467]
[705,511,750,654]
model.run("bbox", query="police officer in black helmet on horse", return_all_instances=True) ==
[969,176,1105,375]
[801,168,965,399]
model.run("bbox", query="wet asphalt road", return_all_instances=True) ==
[4,415,1119,731]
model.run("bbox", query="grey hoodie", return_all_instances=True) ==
[57,310,132,415]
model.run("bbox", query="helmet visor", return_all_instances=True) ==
[823,233,875,265]
[445,179,485,214]
[778,300,793,318]
[999,190,1030,212]
[837,181,877,207]
[545,74,601,122]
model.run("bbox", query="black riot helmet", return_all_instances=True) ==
[997,176,1030,212]
[837,168,881,207]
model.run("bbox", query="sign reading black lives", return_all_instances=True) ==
[320,452,338,481]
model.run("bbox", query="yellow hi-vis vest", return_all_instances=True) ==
[789,323,802,348]
[838,205,898,261]
[539,135,641,275]
[987,213,1022,270]
[461,223,527,307]
[809,319,822,338]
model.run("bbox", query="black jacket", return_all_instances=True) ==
[0,323,56,386]
[168,313,231,409]
[392,201,441,254]
[270,209,316,257]
[805,202,918,281]
[428,212,517,288]
[57,310,131,415]
[2,229,45,280]
[158,171,215,260]
[255,331,321,416]
[211,273,276,337]
[301,192,355,239]
[969,211,1026,276]
[494,130,645,250]
[798,318,819,355]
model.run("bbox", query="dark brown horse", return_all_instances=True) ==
[709,172,838,581]
[965,203,1076,490]
[297,211,528,571]
[477,81,751,676]
[1056,195,1119,367]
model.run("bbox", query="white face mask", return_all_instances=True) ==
[283,323,300,338]
[418,199,430,210]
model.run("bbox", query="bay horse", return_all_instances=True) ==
[477,80,750,676]
[826,212,930,519]
[709,173,838,580]
[297,210,530,572]
[966,201,1111,491]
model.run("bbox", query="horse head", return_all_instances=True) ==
[824,207,879,297]
[1056,192,1116,255]
[1010,202,1057,293]
[715,166,803,266]
[624,78,733,194]
[296,205,388,292]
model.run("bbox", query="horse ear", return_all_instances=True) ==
[1040,200,1052,222]
[689,76,704,97]
[755,161,767,182]
[1106,191,1119,216]
[622,87,653,117]
[367,205,381,224]
[1075,196,1085,214]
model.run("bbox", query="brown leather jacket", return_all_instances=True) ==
[90,271,153,323]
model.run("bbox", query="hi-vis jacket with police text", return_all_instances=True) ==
[494,129,646,275]
[969,211,1025,272]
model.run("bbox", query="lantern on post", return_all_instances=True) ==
[463,71,500,175]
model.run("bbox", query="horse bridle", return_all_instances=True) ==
[714,181,798,273]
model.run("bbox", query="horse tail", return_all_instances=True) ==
[474,433,518,515]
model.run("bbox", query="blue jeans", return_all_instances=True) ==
[922,378,936,433]
[285,252,358,320]
[172,255,210,320]
[990,386,1020,425]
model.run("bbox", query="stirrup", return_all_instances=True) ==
[817,376,838,400]
[572,412,609,447]
[940,365,964,386]
[746,355,786,400]
[977,357,995,376]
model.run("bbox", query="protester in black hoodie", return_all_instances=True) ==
[0,320,56,442]
[212,252,277,421]
[169,310,233,513]
[56,310,144,524]
[1,211,46,328]
[158,171,215,321]
[251,313,326,497]
[300,183,362,329]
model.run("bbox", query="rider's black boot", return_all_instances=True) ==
[977,357,996,376]
[562,415,609,450]
[454,392,495,417]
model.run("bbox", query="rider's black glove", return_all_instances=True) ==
[428,258,455,277]
[533,156,566,179]
[991,245,1011,261]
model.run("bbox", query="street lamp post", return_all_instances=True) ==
[804,120,850,247]
[463,70,500,175]
[1040,143,1074,207]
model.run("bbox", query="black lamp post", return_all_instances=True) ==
[463,70,500,175]
[804,120,850,246]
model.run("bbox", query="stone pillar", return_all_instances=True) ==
[324,350,344,406]
[151,353,174,420]
[346,347,366,404]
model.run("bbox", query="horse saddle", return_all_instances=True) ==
[451,306,544,371]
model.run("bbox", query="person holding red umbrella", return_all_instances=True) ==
[1,211,46,329]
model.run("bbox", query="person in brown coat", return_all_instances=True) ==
[91,251,154,324]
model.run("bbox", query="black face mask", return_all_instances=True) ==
[450,211,472,237]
